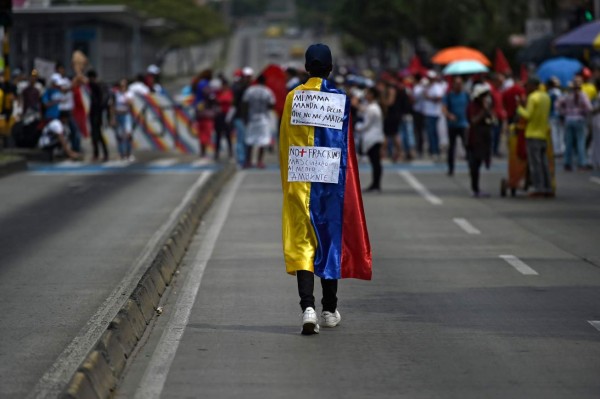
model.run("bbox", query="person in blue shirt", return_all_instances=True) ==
[443,76,470,176]
[41,74,63,121]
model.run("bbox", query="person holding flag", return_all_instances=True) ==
[279,44,372,335]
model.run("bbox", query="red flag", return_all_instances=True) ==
[494,48,512,75]
[408,55,427,77]
[259,64,287,117]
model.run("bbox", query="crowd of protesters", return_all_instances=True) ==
[7,60,166,162]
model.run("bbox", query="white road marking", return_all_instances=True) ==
[134,172,245,399]
[191,158,214,167]
[26,172,212,399]
[588,321,600,332]
[499,255,539,276]
[149,158,179,167]
[398,170,443,205]
[102,159,133,168]
[55,160,85,168]
[590,176,600,186]
[453,218,481,235]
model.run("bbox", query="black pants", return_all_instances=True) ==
[90,114,108,160]
[468,156,483,193]
[297,270,338,312]
[214,113,232,160]
[367,143,383,190]
[413,112,425,156]
[447,127,467,174]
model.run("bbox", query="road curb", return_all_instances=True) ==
[60,164,236,399]
[0,156,27,178]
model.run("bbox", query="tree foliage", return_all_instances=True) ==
[79,0,227,47]
[329,0,556,65]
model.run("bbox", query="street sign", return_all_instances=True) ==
[526,19,553,43]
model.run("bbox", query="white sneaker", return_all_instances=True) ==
[301,307,319,335]
[321,310,341,328]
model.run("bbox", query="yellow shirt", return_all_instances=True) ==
[582,82,597,101]
[517,90,551,140]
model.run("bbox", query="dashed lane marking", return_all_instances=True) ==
[590,176,600,186]
[398,170,443,205]
[133,172,246,399]
[499,255,539,276]
[588,321,600,332]
[453,218,481,235]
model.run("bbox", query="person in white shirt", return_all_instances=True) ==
[423,71,445,158]
[356,86,385,192]
[38,115,80,161]
[412,77,428,157]
[242,74,275,168]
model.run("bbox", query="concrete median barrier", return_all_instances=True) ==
[61,164,236,398]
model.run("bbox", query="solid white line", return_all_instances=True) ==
[453,218,481,235]
[590,176,600,186]
[134,172,245,399]
[191,158,214,167]
[398,170,443,205]
[588,320,600,332]
[102,160,133,168]
[499,255,539,276]
[27,172,212,399]
[149,158,179,167]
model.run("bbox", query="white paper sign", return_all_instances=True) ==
[287,146,341,184]
[290,90,346,130]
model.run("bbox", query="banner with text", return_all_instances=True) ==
[287,146,341,184]
[290,90,346,130]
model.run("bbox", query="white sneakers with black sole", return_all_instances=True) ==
[321,310,341,328]
[301,307,319,335]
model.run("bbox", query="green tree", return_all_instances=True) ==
[80,0,227,47]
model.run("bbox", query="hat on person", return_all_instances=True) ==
[242,66,254,76]
[471,83,491,100]
[426,70,438,79]
[50,73,62,86]
[147,64,160,75]
[305,43,332,69]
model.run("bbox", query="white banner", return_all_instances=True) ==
[287,146,341,184]
[290,90,346,130]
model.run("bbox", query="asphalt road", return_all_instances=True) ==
[0,158,216,398]
[115,164,600,399]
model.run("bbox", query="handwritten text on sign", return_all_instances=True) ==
[291,90,346,130]
[288,146,341,184]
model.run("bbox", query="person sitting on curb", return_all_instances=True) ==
[38,113,81,162]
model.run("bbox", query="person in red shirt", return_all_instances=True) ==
[214,77,234,161]
[502,79,527,123]
[489,74,508,156]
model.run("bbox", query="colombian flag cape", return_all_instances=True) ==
[279,77,372,280]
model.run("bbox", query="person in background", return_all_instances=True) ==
[242,74,275,168]
[412,75,427,158]
[87,69,109,162]
[42,73,63,122]
[110,78,134,161]
[285,67,301,92]
[557,76,592,171]
[356,86,385,192]
[56,63,81,153]
[231,67,253,166]
[590,78,600,170]
[38,112,80,161]
[443,76,470,176]
[146,64,164,94]
[489,73,507,157]
[423,71,445,160]
[547,77,564,157]
[517,78,553,197]
[466,83,494,197]
[398,77,415,161]
[214,77,234,161]
[193,69,216,158]
[382,78,401,162]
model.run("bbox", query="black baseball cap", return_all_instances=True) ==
[305,43,332,69]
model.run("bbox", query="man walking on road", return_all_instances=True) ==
[279,44,372,335]
[517,78,553,197]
